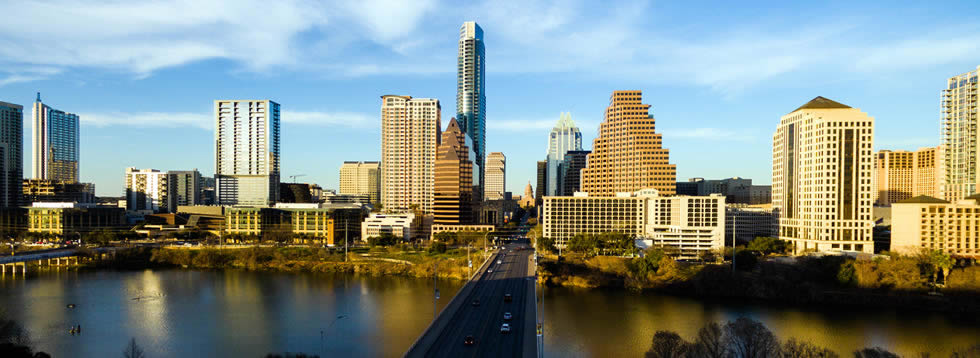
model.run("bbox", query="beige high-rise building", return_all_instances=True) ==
[380,95,441,214]
[942,66,980,202]
[339,161,380,205]
[580,90,676,197]
[874,146,944,206]
[486,152,506,201]
[773,96,875,254]
[125,167,171,213]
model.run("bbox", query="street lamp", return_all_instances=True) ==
[322,314,347,356]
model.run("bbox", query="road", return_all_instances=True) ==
[405,242,536,357]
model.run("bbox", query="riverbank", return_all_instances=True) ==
[84,246,479,281]
[537,254,980,314]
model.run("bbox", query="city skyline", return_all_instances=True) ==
[0,1,978,196]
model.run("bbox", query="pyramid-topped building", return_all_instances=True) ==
[580,90,676,196]
[433,118,474,224]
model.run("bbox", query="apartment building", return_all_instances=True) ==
[891,195,980,258]
[875,146,944,205]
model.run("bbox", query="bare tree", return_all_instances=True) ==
[689,322,727,358]
[950,344,980,358]
[123,338,145,358]
[725,317,781,358]
[782,338,839,358]
[645,330,689,358]
[853,347,899,358]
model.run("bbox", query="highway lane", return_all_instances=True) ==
[416,242,535,358]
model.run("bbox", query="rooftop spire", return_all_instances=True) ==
[36,92,41,102]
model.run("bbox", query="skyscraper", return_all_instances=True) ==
[874,146,944,206]
[535,160,547,206]
[339,161,381,205]
[942,66,979,201]
[485,152,506,201]
[0,101,23,208]
[125,168,171,213]
[773,96,875,254]
[433,119,473,224]
[561,150,591,196]
[457,21,486,202]
[169,169,203,207]
[214,100,280,206]
[546,112,583,196]
[32,93,79,183]
[380,95,441,214]
[581,90,676,196]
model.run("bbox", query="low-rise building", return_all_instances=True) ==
[223,204,363,246]
[726,204,778,245]
[891,195,980,258]
[361,213,415,240]
[22,179,95,205]
[27,202,127,235]
[431,224,494,240]
[542,189,725,258]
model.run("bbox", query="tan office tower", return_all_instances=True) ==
[339,161,380,205]
[773,96,875,254]
[485,152,506,200]
[942,66,980,201]
[874,146,944,205]
[380,95,441,214]
[433,119,473,224]
[580,90,675,196]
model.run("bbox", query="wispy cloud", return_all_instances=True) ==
[661,127,759,142]
[80,110,375,130]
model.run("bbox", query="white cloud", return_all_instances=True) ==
[80,110,375,130]
[661,127,758,142]
[81,112,212,130]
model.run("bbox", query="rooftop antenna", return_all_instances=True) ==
[36,92,41,102]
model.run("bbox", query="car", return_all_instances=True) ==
[488,269,493,273]
[497,259,502,264]
[472,299,480,306]
[504,294,513,302]
[464,335,476,345]
[500,323,511,333]
[503,312,512,320]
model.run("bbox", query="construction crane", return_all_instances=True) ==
[288,174,306,183]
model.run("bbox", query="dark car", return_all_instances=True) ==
[472,299,480,306]
[503,294,512,302]
[464,335,476,345]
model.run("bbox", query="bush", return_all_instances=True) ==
[947,266,980,292]
[733,249,758,271]
[428,242,448,254]
[747,237,788,255]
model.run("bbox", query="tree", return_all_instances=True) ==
[567,233,600,255]
[747,237,788,255]
[689,322,727,358]
[781,338,839,358]
[428,242,447,254]
[599,232,635,256]
[537,236,556,253]
[433,231,457,244]
[645,330,688,358]
[920,249,953,284]
[724,317,780,358]
[734,249,758,271]
[853,347,899,358]
[122,338,145,358]
[367,233,398,247]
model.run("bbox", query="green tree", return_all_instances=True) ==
[746,237,788,255]
[921,249,953,284]
[536,236,556,253]
[433,231,457,244]
[567,233,600,255]
[599,232,635,256]
[367,233,398,247]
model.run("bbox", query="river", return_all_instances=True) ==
[1,269,977,357]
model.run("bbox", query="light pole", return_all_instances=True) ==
[323,314,347,356]
[732,210,736,272]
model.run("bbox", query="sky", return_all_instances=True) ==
[0,0,978,196]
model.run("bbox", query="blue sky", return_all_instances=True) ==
[1,0,978,196]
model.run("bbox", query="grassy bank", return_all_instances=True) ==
[537,253,980,314]
[87,246,479,281]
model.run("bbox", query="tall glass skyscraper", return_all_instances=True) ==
[546,112,583,196]
[214,100,280,206]
[942,65,980,201]
[456,21,486,202]
[32,93,79,183]
[0,100,23,208]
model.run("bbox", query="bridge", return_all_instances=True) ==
[405,242,538,357]
[1,247,116,276]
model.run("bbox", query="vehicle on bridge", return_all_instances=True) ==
[504,293,512,302]
[472,299,480,307]
[500,323,511,334]
[503,312,512,320]
[463,335,476,346]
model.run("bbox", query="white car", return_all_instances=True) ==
[500,323,511,333]
[497,260,502,264]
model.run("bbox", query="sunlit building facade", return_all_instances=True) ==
[457,21,486,202]
[874,146,944,206]
[485,152,506,201]
[214,100,280,206]
[380,95,441,214]
[581,91,676,197]
[546,112,583,196]
[339,161,381,205]
[773,96,875,254]
[942,66,980,202]
[891,195,980,258]
[32,93,79,183]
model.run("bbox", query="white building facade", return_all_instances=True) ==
[380,95,441,214]
[542,189,725,258]
[773,97,875,254]
[125,168,170,213]
[485,152,506,200]
[361,213,415,240]
[339,161,380,205]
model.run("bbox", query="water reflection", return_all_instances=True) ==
[542,286,980,357]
